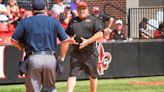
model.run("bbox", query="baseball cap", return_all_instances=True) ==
[19,8,26,14]
[116,20,123,25]
[142,18,148,23]
[32,0,46,10]
[77,1,88,9]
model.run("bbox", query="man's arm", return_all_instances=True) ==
[59,35,78,61]
[79,31,103,49]
[103,14,114,39]
[102,13,114,28]
[59,40,69,61]
[108,17,114,28]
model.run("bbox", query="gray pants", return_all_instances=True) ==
[25,54,57,92]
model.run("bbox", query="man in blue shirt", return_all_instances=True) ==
[11,0,77,92]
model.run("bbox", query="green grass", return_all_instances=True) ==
[1,76,164,92]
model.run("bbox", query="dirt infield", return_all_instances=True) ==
[129,81,164,86]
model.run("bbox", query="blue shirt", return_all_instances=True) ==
[12,14,68,52]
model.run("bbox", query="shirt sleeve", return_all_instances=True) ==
[101,13,111,21]
[93,17,103,33]
[55,20,68,41]
[12,21,25,42]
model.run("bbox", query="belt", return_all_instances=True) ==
[27,51,55,55]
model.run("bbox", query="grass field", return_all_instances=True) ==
[0,76,164,92]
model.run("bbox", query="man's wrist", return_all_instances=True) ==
[86,39,91,45]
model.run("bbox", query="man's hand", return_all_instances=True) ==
[79,37,89,49]
[79,31,103,49]
[67,35,79,45]
[104,27,112,33]
[103,27,112,39]
[56,57,64,73]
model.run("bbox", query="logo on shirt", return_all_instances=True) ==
[97,43,112,75]
[85,19,91,22]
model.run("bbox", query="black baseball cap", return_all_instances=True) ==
[32,0,46,10]
[142,18,148,23]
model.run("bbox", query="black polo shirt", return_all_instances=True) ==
[92,13,111,28]
[110,29,126,40]
[66,15,103,52]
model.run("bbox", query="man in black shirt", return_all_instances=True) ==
[92,6,114,39]
[110,19,126,40]
[66,1,103,92]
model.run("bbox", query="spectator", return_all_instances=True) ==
[154,22,164,39]
[7,0,19,27]
[159,22,164,33]
[18,8,34,20]
[0,0,9,33]
[18,8,26,19]
[24,10,33,17]
[51,0,66,19]
[69,0,80,17]
[14,8,27,25]
[110,19,126,40]
[59,4,72,29]
[92,6,114,40]
[139,17,151,39]
[0,0,9,22]
[51,0,72,44]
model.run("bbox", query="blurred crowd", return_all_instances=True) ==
[0,0,33,44]
[139,17,164,39]
[0,0,163,45]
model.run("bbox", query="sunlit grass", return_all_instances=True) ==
[0,76,164,92]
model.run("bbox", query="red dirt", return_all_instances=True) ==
[129,81,164,86]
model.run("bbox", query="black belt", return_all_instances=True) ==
[27,51,55,55]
